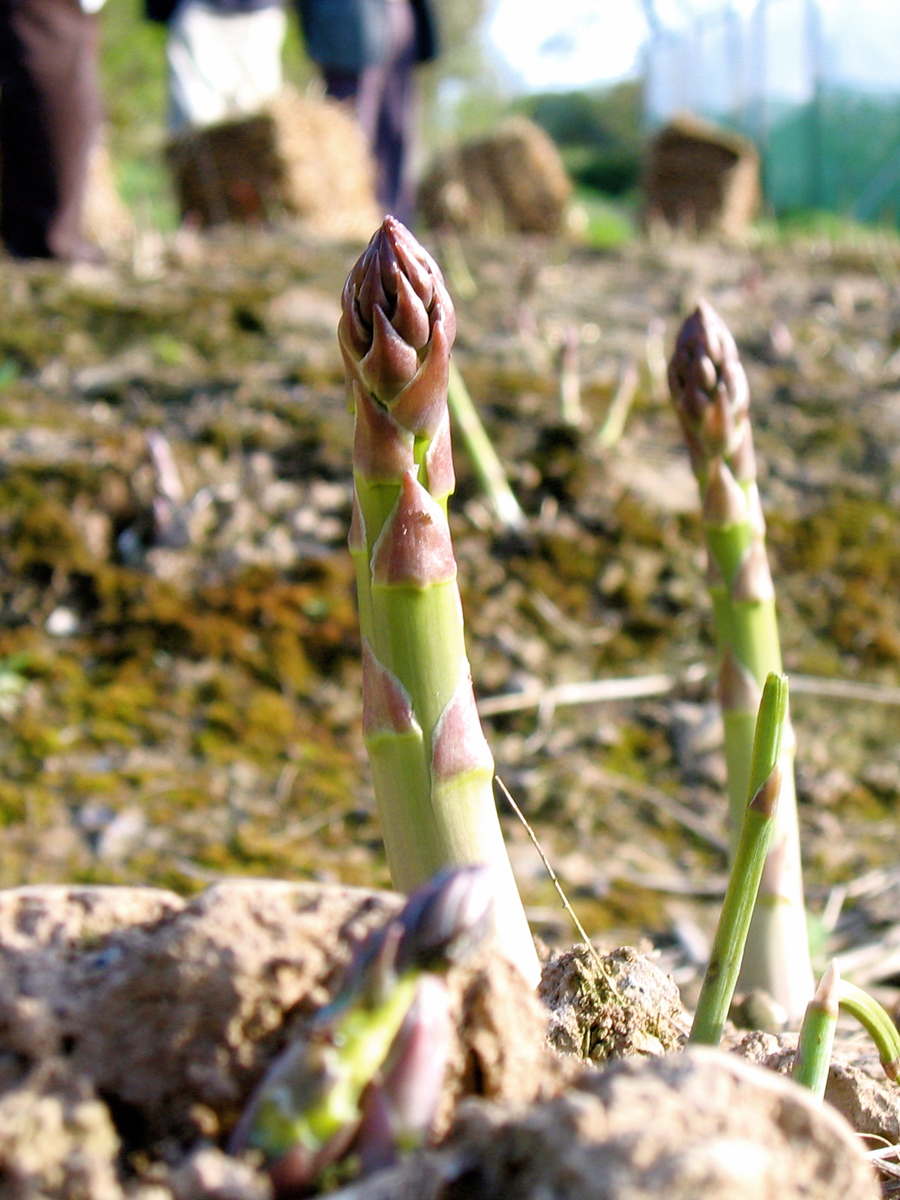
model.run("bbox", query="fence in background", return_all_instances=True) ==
[644,0,900,222]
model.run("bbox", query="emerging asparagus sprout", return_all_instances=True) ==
[792,966,900,1098]
[690,671,787,1046]
[792,961,840,1100]
[836,979,900,1082]
[669,301,813,1024]
[341,217,539,987]
[229,866,493,1194]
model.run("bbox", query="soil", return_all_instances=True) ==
[2,220,900,1194]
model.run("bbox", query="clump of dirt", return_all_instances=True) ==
[0,1058,123,1200]
[735,1029,900,1145]
[0,881,569,1196]
[342,1050,880,1200]
[539,944,687,1062]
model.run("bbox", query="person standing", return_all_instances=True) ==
[295,0,437,226]
[0,0,105,261]
[147,0,286,136]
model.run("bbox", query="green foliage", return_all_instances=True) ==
[517,81,645,197]
[573,190,636,250]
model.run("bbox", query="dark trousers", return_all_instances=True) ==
[322,0,417,227]
[0,0,102,259]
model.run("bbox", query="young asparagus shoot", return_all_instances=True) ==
[229,867,492,1194]
[447,361,525,531]
[669,300,813,1024]
[837,980,900,1082]
[690,672,788,1046]
[341,217,539,986]
[792,961,840,1100]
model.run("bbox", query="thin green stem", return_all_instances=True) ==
[792,961,840,1100]
[690,672,787,1046]
[447,361,525,531]
[837,980,900,1082]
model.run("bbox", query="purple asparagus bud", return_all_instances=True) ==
[395,863,494,973]
[340,216,457,444]
[668,299,753,480]
[348,866,495,993]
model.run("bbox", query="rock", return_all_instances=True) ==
[539,944,688,1062]
[340,1049,879,1200]
[168,1145,272,1200]
[440,950,568,1130]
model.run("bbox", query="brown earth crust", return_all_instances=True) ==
[0,882,883,1199]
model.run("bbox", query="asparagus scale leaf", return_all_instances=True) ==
[669,301,813,1024]
[342,218,539,986]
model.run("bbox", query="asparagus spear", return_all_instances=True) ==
[837,979,900,1082]
[341,217,539,986]
[690,671,786,1046]
[792,961,840,1099]
[230,867,492,1192]
[669,300,813,1024]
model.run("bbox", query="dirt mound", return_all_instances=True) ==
[0,883,883,1200]
[0,881,561,1195]
[342,1050,879,1200]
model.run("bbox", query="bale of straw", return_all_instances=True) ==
[166,85,381,239]
[641,113,760,238]
[418,116,572,236]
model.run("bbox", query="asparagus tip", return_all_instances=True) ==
[812,960,841,1018]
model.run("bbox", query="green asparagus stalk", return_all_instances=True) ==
[837,980,900,1082]
[447,361,525,531]
[690,671,787,1046]
[792,961,840,1099]
[341,217,539,986]
[669,301,813,1024]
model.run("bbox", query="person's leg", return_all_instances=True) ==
[11,0,103,261]
[322,63,378,143]
[0,0,59,257]
[372,0,417,223]
[167,0,285,134]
